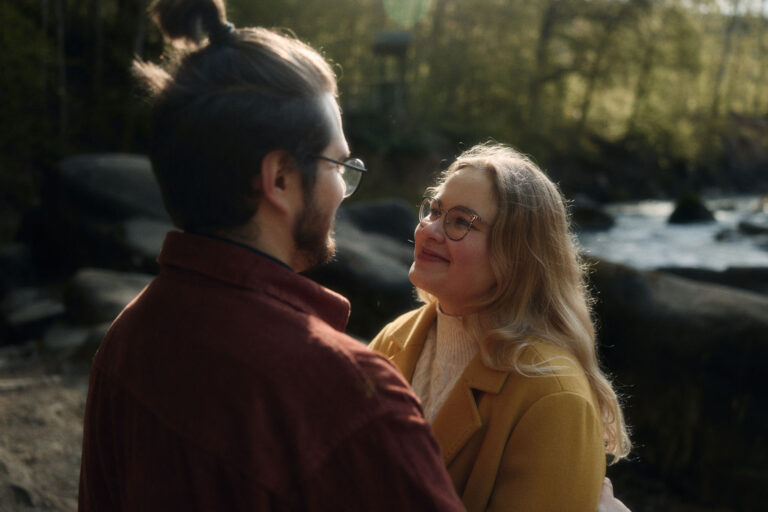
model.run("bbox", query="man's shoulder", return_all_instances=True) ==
[299,315,417,409]
[93,281,425,485]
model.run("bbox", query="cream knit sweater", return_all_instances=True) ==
[411,304,479,423]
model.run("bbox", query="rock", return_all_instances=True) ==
[668,191,715,224]
[738,212,768,236]
[589,258,768,510]
[332,215,414,286]
[0,369,86,511]
[657,266,768,295]
[0,243,36,296]
[123,217,175,272]
[0,288,66,345]
[337,199,418,244]
[714,227,738,241]
[58,154,169,221]
[305,208,417,340]
[0,446,36,509]
[42,325,90,355]
[0,342,37,373]
[42,322,110,360]
[64,268,153,325]
[23,154,173,275]
[570,194,615,231]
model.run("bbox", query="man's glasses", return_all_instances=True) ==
[418,197,483,241]
[315,156,367,198]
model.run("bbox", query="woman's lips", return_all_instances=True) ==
[417,247,449,263]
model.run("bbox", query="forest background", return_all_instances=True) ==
[2,0,768,245]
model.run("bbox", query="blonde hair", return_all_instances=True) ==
[418,142,631,463]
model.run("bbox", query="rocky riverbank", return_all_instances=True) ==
[1,154,767,511]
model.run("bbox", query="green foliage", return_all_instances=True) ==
[0,2,51,158]
[0,2,53,241]
[2,0,767,213]
[382,0,434,28]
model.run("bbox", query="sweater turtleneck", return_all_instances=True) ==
[411,303,479,422]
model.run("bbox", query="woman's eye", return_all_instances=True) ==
[429,207,441,219]
[455,215,472,227]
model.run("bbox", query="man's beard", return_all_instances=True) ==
[292,194,336,273]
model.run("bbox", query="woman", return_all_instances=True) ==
[370,143,631,512]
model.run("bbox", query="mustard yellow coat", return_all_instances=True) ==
[369,303,605,512]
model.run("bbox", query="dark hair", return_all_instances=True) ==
[135,0,338,231]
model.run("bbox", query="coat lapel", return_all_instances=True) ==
[432,354,510,465]
[386,304,437,382]
[381,303,510,465]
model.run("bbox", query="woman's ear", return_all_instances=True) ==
[257,150,302,215]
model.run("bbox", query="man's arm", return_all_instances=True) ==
[300,346,464,511]
[303,410,464,511]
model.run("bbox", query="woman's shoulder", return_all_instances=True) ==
[368,302,436,355]
[500,341,596,406]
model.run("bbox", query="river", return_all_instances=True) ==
[576,195,768,270]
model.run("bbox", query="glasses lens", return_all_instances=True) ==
[341,158,365,198]
[444,208,474,240]
[418,198,431,222]
[419,198,442,223]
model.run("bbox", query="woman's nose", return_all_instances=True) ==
[418,216,445,241]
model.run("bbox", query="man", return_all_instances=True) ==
[78,2,462,510]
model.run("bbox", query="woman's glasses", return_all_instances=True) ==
[418,197,483,241]
[315,156,367,198]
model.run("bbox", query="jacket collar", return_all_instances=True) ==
[384,302,509,464]
[158,231,351,332]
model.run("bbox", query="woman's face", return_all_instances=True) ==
[409,167,499,316]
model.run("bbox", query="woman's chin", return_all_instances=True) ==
[409,266,431,292]
[408,264,421,287]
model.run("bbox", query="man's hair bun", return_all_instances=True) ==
[150,0,229,46]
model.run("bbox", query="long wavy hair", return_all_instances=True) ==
[417,142,631,463]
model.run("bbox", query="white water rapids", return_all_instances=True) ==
[576,196,768,270]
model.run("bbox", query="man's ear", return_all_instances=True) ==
[257,150,301,215]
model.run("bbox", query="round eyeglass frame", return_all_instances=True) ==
[315,155,367,198]
[418,197,482,241]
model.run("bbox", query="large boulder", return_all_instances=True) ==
[589,259,768,510]
[0,243,37,297]
[21,154,172,276]
[63,268,153,325]
[57,154,168,221]
[122,217,175,272]
[42,322,111,359]
[668,191,715,224]
[339,198,419,244]
[570,194,615,231]
[738,211,768,236]
[305,201,418,340]
[0,287,66,345]
[657,266,768,295]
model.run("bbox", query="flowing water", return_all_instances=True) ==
[576,196,768,270]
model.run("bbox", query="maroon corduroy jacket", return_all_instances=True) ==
[78,231,463,511]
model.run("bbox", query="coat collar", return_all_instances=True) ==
[158,231,351,332]
[383,302,509,464]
